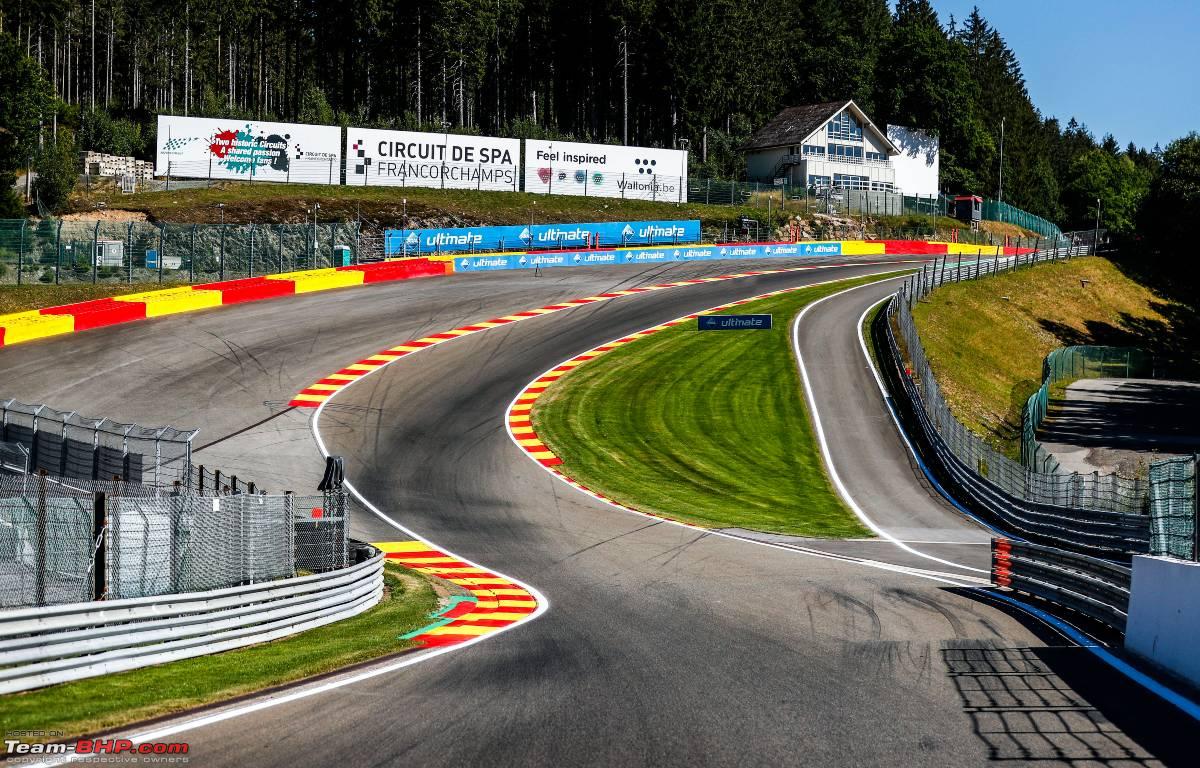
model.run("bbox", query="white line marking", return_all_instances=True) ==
[504,270,992,589]
[791,281,990,574]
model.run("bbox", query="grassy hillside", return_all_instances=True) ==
[70,180,1035,241]
[911,256,1187,457]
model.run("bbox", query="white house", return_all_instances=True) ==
[743,100,900,192]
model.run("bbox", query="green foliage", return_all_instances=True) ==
[1064,149,1150,235]
[1138,133,1200,260]
[33,130,78,211]
[0,173,26,218]
[2,1,1183,232]
[0,31,53,174]
[78,110,149,158]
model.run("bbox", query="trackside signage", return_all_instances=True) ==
[697,314,773,330]
[384,220,700,255]
[451,241,843,271]
[346,127,520,191]
[523,139,688,201]
[156,115,342,182]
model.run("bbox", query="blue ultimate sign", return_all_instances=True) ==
[697,314,773,331]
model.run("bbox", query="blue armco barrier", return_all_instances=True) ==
[451,241,843,271]
[385,220,701,255]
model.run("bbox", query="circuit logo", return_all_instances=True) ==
[351,139,373,175]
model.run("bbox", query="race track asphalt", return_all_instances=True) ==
[2,257,1192,766]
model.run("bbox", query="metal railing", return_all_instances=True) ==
[991,537,1131,631]
[876,242,1157,558]
[0,543,382,694]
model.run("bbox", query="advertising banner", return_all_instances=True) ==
[385,220,701,256]
[449,241,842,272]
[523,140,688,201]
[346,128,520,191]
[156,116,342,183]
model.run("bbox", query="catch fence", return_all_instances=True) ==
[0,398,196,487]
[0,471,348,608]
[1149,456,1197,560]
[0,219,362,286]
[1021,346,1156,473]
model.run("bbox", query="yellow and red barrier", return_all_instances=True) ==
[0,258,450,349]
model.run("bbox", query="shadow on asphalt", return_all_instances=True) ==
[943,587,1194,766]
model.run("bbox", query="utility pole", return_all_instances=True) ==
[997,116,1005,220]
[185,2,190,115]
[1094,198,1101,256]
[623,27,630,145]
[90,0,95,111]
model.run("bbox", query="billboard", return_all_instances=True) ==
[346,128,520,191]
[384,220,701,256]
[523,140,688,201]
[449,241,842,272]
[156,116,342,183]
[887,125,940,197]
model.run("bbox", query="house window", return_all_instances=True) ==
[826,111,863,141]
[866,151,887,163]
[808,174,831,189]
[870,181,895,192]
[827,143,863,160]
[802,145,825,156]
[833,173,869,190]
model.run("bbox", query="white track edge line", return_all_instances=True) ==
[791,281,989,574]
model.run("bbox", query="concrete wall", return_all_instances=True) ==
[1125,555,1200,688]
[746,148,787,183]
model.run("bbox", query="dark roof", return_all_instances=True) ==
[741,101,846,151]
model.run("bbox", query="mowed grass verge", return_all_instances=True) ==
[0,564,438,741]
[0,282,170,315]
[532,274,902,537]
[910,256,1181,458]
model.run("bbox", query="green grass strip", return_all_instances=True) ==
[533,273,901,538]
[0,564,438,741]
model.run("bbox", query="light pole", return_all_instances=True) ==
[997,116,1005,221]
[678,139,690,207]
[1094,197,1101,256]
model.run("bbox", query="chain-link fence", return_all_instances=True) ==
[1021,346,1156,472]
[0,470,348,608]
[1149,456,1197,560]
[0,398,196,487]
[0,219,363,286]
[892,244,1148,515]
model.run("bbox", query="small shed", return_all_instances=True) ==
[953,195,982,227]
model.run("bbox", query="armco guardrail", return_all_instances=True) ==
[877,295,1151,558]
[992,538,1131,631]
[0,545,383,694]
[875,242,1153,558]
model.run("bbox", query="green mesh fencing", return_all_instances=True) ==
[1149,456,1197,560]
[1021,346,1155,471]
[982,199,1063,239]
[0,219,363,286]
